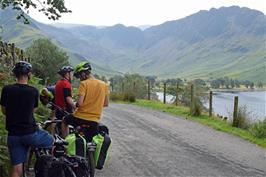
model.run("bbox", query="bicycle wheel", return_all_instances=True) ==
[23,148,35,177]
[87,151,95,177]
[23,161,35,177]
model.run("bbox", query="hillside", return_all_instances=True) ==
[0,6,265,82]
[0,9,120,76]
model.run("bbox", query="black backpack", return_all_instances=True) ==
[48,160,76,177]
[34,155,53,177]
[98,123,109,135]
[35,154,76,177]
[67,156,90,177]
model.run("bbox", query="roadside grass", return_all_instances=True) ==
[123,99,266,148]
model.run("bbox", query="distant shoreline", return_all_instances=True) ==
[210,88,266,93]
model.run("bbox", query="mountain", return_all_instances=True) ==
[138,25,152,31]
[1,6,265,82]
[0,9,121,76]
[50,23,85,29]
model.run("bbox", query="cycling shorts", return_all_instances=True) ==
[64,114,98,142]
[7,129,53,165]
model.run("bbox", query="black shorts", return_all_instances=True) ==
[64,114,98,142]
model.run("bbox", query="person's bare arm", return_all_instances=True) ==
[76,95,85,107]
[66,96,76,110]
[103,95,109,107]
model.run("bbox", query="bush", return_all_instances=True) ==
[110,91,136,102]
[35,104,51,121]
[249,119,266,138]
[110,92,124,101]
[123,92,136,103]
[190,97,202,116]
[0,117,9,177]
[232,106,252,129]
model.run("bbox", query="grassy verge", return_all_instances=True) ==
[125,99,266,148]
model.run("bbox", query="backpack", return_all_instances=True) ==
[35,155,76,177]
[93,133,112,170]
[65,133,87,157]
[34,154,54,177]
[48,160,76,177]
[98,123,109,135]
[67,156,90,177]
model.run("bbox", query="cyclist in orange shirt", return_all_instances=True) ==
[61,62,109,141]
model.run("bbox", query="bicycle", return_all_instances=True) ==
[24,118,96,177]
[23,132,78,177]
[47,102,97,177]
[71,125,97,177]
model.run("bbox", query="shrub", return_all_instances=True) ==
[0,117,9,177]
[190,97,202,116]
[110,91,136,102]
[35,104,51,121]
[110,92,124,101]
[123,92,136,102]
[232,106,252,129]
[249,119,266,138]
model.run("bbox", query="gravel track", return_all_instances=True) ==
[95,103,266,177]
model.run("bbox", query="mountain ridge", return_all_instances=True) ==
[0,6,265,82]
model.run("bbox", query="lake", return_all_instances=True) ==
[156,91,266,121]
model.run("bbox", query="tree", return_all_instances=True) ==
[230,79,235,88]
[257,82,263,88]
[210,80,220,89]
[235,79,240,88]
[250,82,255,89]
[26,38,69,84]
[243,80,251,89]
[0,0,71,24]
[145,75,157,86]
[224,76,230,89]
[193,79,206,87]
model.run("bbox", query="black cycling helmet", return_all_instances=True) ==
[57,66,74,76]
[12,61,32,76]
[73,61,92,78]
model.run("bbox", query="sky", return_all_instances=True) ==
[29,0,266,27]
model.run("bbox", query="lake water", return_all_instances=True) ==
[156,91,266,121]
[205,91,266,121]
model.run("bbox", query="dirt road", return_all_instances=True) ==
[96,103,266,177]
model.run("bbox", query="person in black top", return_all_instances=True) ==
[0,61,53,177]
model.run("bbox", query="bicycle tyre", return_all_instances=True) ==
[23,148,36,177]
[87,151,95,177]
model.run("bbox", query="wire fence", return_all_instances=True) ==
[111,81,266,121]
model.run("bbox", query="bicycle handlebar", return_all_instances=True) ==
[47,102,70,116]
[54,134,69,146]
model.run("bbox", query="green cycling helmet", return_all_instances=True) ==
[40,88,54,105]
[74,61,92,78]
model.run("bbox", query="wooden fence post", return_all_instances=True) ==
[190,84,194,113]
[121,82,124,93]
[209,91,213,117]
[163,83,166,104]
[233,96,239,127]
[111,83,114,92]
[133,82,136,92]
[148,81,151,100]
[11,43,16,65]
[20,50,24,60]
[175,84,179,106]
